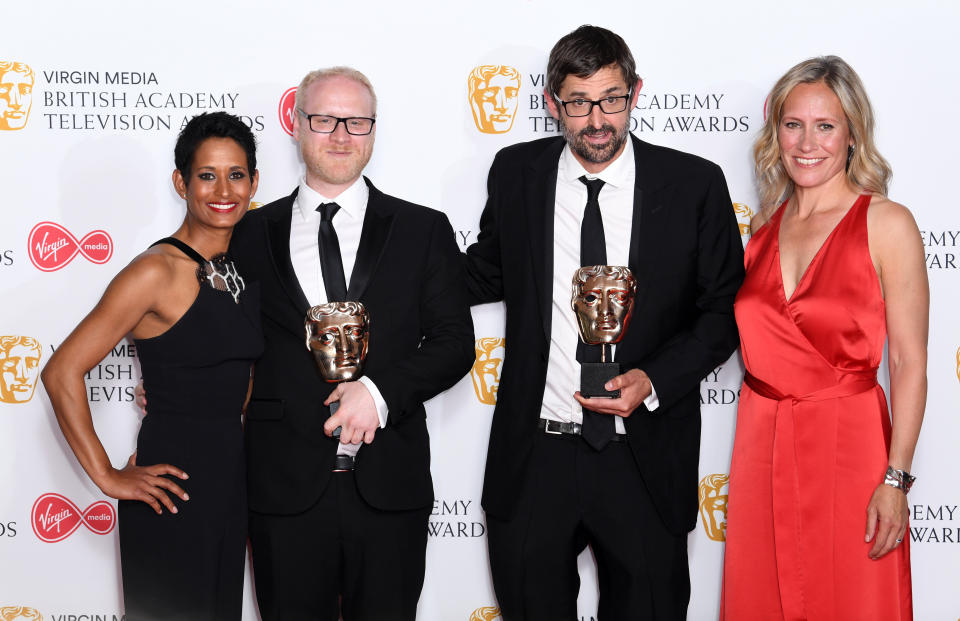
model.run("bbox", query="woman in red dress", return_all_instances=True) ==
[721,56,927,620]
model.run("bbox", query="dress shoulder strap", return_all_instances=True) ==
[149,237,206,266]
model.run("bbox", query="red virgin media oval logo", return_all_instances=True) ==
[27,222,113,271]
[31,493,116,542]
[278,86,297,136]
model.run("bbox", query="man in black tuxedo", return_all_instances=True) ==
[465,26,744,619]
[231,67,474,620]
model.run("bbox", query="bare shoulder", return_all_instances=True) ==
[865,196,924,279]
[111,247,179,292]
[104,244,199,305]
[750,204,778,234]
[866,196,921,246]
[867,195,918,228]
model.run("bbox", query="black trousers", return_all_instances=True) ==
[249,470,431,621]
[486,430,690,621]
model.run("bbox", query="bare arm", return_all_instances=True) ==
[864,198,928,559]
[42,254,190,514]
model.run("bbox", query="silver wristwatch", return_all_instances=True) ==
[883,466,916,494]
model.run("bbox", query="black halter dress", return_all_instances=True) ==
[118,237,262,620]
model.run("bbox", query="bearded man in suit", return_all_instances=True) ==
[465,26,744,620]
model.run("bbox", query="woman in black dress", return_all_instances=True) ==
[43,112,262,620]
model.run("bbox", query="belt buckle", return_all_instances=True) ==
[332,454,355,472]
[543,420,563,435]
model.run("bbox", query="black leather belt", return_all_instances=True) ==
[332,454,355,472]
[539,418,625,442]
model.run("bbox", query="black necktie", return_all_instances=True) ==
[317,202,348,302]
[576,176,615,450]
[579,176,607,267]
[577,176,607,364]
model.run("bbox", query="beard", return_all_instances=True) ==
[561,118,630,165]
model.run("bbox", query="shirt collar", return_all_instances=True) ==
[558,134,634,188]
[294,176,369,222]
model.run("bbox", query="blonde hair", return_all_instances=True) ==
[753,56,891,208]
[294,66,377,115]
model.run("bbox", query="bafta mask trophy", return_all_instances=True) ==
[571,265,637,398]
[305,302,371,435]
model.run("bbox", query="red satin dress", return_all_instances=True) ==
[721,194,912,620]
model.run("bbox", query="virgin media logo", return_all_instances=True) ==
[31,493,115,542]
[27,222,113,272]
[278,86,296,136]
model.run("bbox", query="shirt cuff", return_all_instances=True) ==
[358,376,389,428]
[643,382,660,411]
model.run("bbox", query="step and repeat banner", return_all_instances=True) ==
[3,1,958,619]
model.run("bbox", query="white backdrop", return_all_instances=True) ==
[2,1,958,619]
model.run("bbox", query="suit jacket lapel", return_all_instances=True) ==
[347,177,394,301]
[264,188,311,315]
[526,139,565,347]
[628,135,662,312]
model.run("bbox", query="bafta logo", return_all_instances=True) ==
[472,337,505,405]
[468,65,520,134]
[733,203,753,237]
[0,607,42,621]
[0,62,34,131]
[469,606,502,621]
[698,473,729,542]
[0,336,42,404]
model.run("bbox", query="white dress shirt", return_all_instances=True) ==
[290,176,388,457]
[539,139,659,434]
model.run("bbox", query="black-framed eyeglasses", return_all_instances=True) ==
[298,109,376,135]
[552,89,633,117]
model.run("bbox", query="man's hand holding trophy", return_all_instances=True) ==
[304,302,375,442]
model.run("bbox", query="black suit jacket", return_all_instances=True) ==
[232,178,474,516]
[465,135,744,534]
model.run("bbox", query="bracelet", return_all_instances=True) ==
[883,466,916,494]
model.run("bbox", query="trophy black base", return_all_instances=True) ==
[581,362,621,399]
[328,401,341,437]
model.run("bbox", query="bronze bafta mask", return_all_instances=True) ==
[571,265,637,345]
[304,302,370,382]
